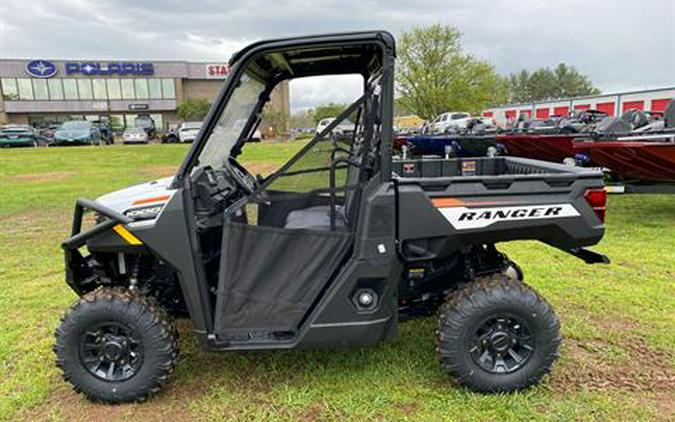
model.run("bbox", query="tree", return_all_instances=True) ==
[261,105,289,138]
[395,24,507,119]
[177,98,211,120]
[312,103,348,124]
[291,109,315,129]
[506,64,600,103]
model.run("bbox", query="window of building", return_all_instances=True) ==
[134,78,149,99]
[48,79,64,100]
[32,79,50,100]
[1,78,18,100]
[17,79,34,100]
[77,79,93,100]
[124,114,137,129]
[63,79,78,100]
[107,79,122,100]
[150,113,163,131]
[161,78,175,99]
[148,79,162,99]
[92,79,107,100]
[121,79,135,99]
[110,114,125,131]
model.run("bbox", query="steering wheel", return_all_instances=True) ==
[224,157,270,203]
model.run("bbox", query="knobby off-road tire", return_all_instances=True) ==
[54,287,179,403]
[436,274,561,393]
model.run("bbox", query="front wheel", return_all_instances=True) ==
[54,288,179,403]
[436,274,560,392]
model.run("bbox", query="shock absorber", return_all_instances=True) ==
[129,255,141,291]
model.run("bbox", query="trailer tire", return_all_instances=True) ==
[436,274,560,393]
[54,287,179,403]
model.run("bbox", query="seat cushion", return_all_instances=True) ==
[284,205,346,230]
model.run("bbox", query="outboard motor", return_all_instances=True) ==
[664,98,675,129]
[594,116,632,135]
[620,109,649,130]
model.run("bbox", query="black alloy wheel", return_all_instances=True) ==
[79,322,142,382]
[470,315,534,374]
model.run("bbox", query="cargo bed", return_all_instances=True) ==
[393,156,607,262]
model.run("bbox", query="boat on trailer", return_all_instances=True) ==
[573,133,675,185]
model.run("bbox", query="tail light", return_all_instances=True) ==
[584,188,607,223]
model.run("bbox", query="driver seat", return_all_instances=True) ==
[283,147,363,231]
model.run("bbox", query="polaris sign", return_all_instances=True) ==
[25,60,58,78]
[65,62,154,76]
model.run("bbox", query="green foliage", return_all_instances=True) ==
[507,63,600,103]
[177,98,211,121]
[261,105,289,137]
[312,103,348,124]
[396,24,508,119]
[291,109,315,129]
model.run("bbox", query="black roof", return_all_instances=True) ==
[227,31,396,80]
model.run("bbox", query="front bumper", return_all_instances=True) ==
[0,137,36,147]
[53,137,92,145]
[62,198,135,294]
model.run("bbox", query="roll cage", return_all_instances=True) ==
[173,31,396,188]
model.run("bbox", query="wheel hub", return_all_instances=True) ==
[470,316,534,374]
[79,323,142,381]
[488,331,513,352]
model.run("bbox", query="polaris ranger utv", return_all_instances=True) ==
[55,31,609,402]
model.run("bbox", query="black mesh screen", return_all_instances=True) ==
[214,221,351,335]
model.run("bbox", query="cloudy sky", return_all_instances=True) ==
[1,0,673,111]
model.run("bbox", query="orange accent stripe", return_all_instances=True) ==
[432,198,514,208]
[132,195,170,205]
[431,198,466,207]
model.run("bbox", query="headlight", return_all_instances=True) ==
[125,204,164,220]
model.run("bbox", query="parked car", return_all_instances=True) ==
[122,127,149,144]
[178,121,202,143]
[161,122,180,143]
[135,115,156,138]
[52,121,102,146]
[427,112,472,134]
[161,128,179,143]
[0,125,46,147]
[316,117,355,138]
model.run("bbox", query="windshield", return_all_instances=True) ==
[135,117,153,128]
[197,72,265,168]
[126,128,145,134]
[61,121,90,130]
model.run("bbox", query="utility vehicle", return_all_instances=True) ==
[55,31,609,403]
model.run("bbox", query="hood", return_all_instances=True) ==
[55,128,90,138]
[97,176,175,215]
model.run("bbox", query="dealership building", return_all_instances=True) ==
[0,59,289,131]
[483,86,675,126]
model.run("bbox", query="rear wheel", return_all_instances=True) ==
[436,274,560,392]
[54,288,179,403]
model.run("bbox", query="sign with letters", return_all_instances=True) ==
[65,62,154,76]
[205,64,230,79]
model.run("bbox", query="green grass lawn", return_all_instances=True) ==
[0,144,673,421]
